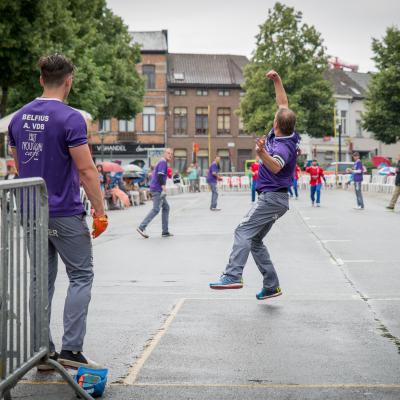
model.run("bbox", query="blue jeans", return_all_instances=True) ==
[293,179,298,197]
[209,182,218,209]
[310,184,321,204]
[251,180,257,202]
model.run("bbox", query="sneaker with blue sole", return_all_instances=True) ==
[209,274,243,290]
[256,287,282,300]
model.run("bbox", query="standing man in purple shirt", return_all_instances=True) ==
[210,70,300,300]
[347,152,365,210]
[8,54,108,370]
[207,156,221,211]
[137,148,173,238]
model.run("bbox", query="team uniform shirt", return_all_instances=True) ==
[305,166,325,186]
[250,162,260,181]
[256,129,301,192]
[207,162,219,184]
[8,98,87,217]
[353,160,364,182]
[149,159,168,192]
[294,165,301,180]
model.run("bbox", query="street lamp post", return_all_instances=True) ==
[338,123,342,162]
[99,129,105,162]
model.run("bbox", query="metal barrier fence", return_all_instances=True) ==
[0,178,93,400]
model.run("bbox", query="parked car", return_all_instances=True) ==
[324,162,354,175]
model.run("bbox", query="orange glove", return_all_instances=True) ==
[92,214,108,239]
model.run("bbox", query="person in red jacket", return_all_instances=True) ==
[305,160,325,207]
[250,156,260,202]
[293,164,301,199]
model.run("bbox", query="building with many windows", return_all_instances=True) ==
[167,53,255,174]
[88,30,256,171]
[88,30,168,165]
[301,69,400,163]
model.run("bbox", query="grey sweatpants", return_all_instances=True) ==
[48,214,93,352]
[225,192,289,289]
[139,191,170,234]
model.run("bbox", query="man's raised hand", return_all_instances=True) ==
[265,70,280,81]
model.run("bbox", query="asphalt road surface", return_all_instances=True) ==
[11,186,400,399]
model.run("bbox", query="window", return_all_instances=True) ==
[174,89,186,96]
[196,89,208,96]
[143,107,156,132]
[195,107,208,135]
[143,65,155,89]
[356,111,363,138]
[218,89,230,96]
[217,149,230,172]
[99,119,111,132]
[217,108,231,134]
[324,151,334,161]
[237,149,252,172]
[197,150,209,176]
[174,107,187,135]
[173,149,187,172]
[338,110,347,136]
[238,117,249,135]
[118,119,135,132]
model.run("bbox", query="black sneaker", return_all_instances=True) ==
[58,350,103,370]
[386,206,394,211]
[162,232,174,237]
[37,351,59,372]
[137,227,149,238]
[256,287,282,300]
[210,208,221,211]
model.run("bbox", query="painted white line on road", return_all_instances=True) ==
[321,240,351,243]
[336,258,344,266]
[309,225,336,228]
[123,298,186,385]
[342,259,375,263]
[125,382,400,389]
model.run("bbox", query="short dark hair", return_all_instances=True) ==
[276,108,296,136]
[38,54,74,86]
[353,151,360,157]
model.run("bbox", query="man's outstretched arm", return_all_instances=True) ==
[266,70,289,109]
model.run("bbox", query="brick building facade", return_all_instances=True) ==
[89,31,256,172]
[167,54,255,174]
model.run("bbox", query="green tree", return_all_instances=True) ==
[240,2,334,137]
[1,0,143,119]
[363,26,400,144]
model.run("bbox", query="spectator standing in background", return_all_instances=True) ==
[347,152,364,210]
[386,154,400,211]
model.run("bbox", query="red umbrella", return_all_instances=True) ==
[372,156,391,167]
[98,161,124,173]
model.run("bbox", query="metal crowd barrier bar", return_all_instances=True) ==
[0,178,93,400]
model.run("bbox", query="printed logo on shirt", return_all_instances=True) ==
[20,114,48,164]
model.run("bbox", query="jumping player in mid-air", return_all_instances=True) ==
[209,70,300,300]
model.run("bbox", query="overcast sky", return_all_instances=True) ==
[107,0,399,72]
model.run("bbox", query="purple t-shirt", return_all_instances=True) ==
[256,129,301,192]
[353,160,363,182]
[207,162,219,184]
[8,98,87,217]
[149,159,167,192]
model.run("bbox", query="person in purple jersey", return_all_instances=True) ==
[8,54,108,370]
[210,70,300,300]
[207,156,221,211]
[137,148,174,238]
[347,151,365,210]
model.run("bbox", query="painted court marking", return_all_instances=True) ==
[123,297,186,385]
